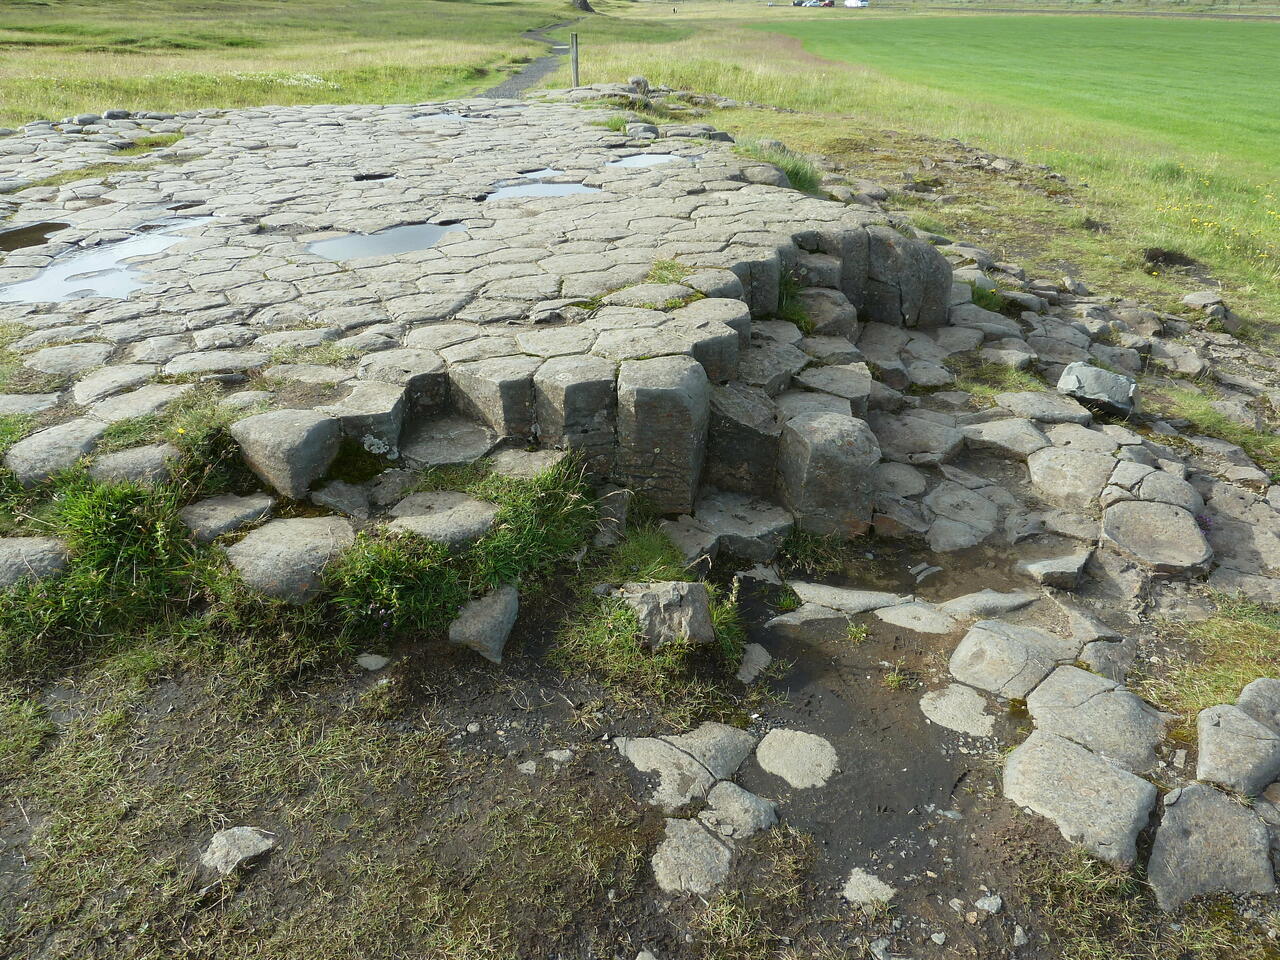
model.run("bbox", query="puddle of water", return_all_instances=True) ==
[0,218,208,303]
[0,222,70,253]
[306,222,465,260]
[520,167,562,179]
[486,182,601,201]
[606,154,683,169]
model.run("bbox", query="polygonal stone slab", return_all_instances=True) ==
[1027,666,1167,772]
[225,516,355,603]
[0,536,69,588]
[533,354,617,475]
[450,354,543,439]
[778,412,880,538]
[180,493,275,543]
[1196,704,1280,796]
[705,382,781,498]
[229,410,341,500]
[651,818,733,895]
[949,619,1080,700]
[4,417,107,487]
[387,490,500,547]
[1101,501,1212,574]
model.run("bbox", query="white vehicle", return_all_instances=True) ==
[844,0,869,7]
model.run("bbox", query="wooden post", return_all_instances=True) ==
[570,33,580,88]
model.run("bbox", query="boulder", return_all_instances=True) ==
[1057,361,1137,417]
[616,580,715,648]
[705,382,781,497]
[224,516,355,603]
[778,412,880,537]
[1002,730,1157,866]
[1238,677,1280,733]
[448,584,519,663]
[229,410,341,500]
[1196,704,1280,796]
[1147,783,1276,911]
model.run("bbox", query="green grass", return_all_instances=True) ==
[775,269,814,333]
[645,258,693,285]
[734,139,822,195]
[1143,382,1280,476]
[114,132,183,155]
[1136,598,1280,739]
[0,0,569,126]
[947,356,1047,399]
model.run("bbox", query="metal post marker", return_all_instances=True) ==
[570,33,580,88]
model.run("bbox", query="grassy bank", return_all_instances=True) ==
[0,0,568,126]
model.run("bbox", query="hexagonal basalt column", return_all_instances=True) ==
[778,412,881,537]
[615,356,710,515]
[534,354,618,475]
[449,355,543,439]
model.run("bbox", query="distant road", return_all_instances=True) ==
[906,5,1280,20]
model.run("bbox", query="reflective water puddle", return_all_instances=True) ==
[0,221,70,253]
[520,167,562,179]
[307,222,465,260]
[0,218,206,303]
[606,154,683,168]
[486,182,601,201]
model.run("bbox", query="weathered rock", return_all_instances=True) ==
[693,490,793,562]
[199,826,277,876]
[450,354,542,438]
[1018,550,1092,589]
[949,619,1078,699]
[224,516,354,603]
[651,818,732,895]
[1196,704,1280,796]
[1002,730,1157,866]
[180,493,274,543]
[4,417,106,486]
[864,225,951,329]
[868,411,962,466]
[842,868,897,912]
[735,642,773,685]
[705,382,780,497]
[1027,666,1167,772]
[1027,447,1115,510]
[777,412,880,537]
[615,356,709,515]
[875,601,958,635]
[1101,501,1212,573]
[1238,677,1280,733]
[616,721,756,811]
[318,380,406,456]
[995,391,1091,425]
[1147,783,1276,911]
[938,589,1038,620]
[789,582,903,615]
[962,418,1049,460]
[793,363,873,415]
[72,363,157,405]
[229,410,341,500]
[1057,362,1137,417]
[87,443,179,486]
[698,782,777,840]
[919,683,995,737]
[533,354,617,474]
[797,287,858,337]
[755,728,838,788]
[448,584,519,663]
[357,348,448,408]
[399,413,497,469]
[25,341,112,375]
[616,580,715,648]
[0,536,69,588]
[387,490,499,547]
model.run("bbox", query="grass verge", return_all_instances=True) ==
[734,139,822,195]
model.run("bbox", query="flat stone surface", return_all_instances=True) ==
[1102,501,1213,573]
[1196,703,1280,796]
[4,417,106,486]
[962,418,1049,460]
[919,684,995,737]
[995,391,1092,425]
[949,619,1079,700]
[229,410,341,500]
[1027,447,1115,511]
[0,536,68,588]
[788,582,905,615]
[875,600,958,635]
[387,490,499,547]
[651,818,732,895]
[842,868,897,911]
[755,728,838,788]
[180,492,274,543]
[199,826,277,876]
[698,781,777,840]
[1003,730,1157,867]
[225,516,354,603]
[1147,783,1276,911]
[938,589,1038,620]
[1027,666,1166,772]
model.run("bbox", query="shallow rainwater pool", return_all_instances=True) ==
[0,222,70,253]
[0,218,206,303]
[306,222,465,260]
[606,154,683,168]
[485,182,601,201]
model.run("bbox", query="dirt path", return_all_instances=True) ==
[482,19,580,99]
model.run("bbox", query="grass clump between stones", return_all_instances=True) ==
[734,139,822,195]
[947,355,1046,399]
[775,269,813,334]
[1144,382,1280,477]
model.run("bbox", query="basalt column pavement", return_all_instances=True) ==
[3,92,1280,953]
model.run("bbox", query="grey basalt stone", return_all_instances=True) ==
[692,489,793,563]
[533,354,617,475]
[755,728,838,788]
[796,287,858,338]
[616,580,715,649]
[788,581,903,614]
[0,536,69,588]
[229,410,341,500]
[1057,361,1137,417]
[698,781,777,840]
[949,619,1079,700]
[4,417,107,487]
[199,826,277,876]
[225,516,354,603]
[318,380,406,456]
[450,354,543,439]
[1003,730,1157,867]
[357,348,448,409]
[614,356,709,516]
[1027,447,1115,511]
[778,412,880,537]
[180,493,274,543]
[994,391,1092,425]
[1147,783,1276,911]
[651,818,733,895]
[1238,677,1280,733]
[87,442,180,486]
[705,382,781,497]
[1196,704,1280,796]
[387,490,500,547]
[864,225,951,329]
[448,584,519,663]
[961,418,1049,460]
[868,411,962,466]
[1027,666,1167,772]
[792,362,872,415]
[25,341,113,375]
[1101,501,1212,574]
